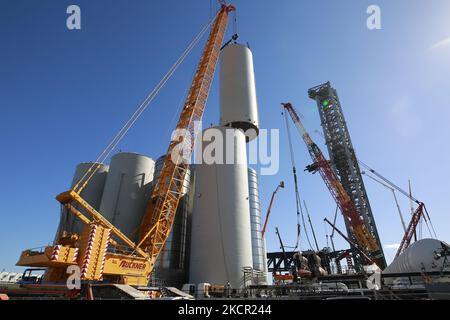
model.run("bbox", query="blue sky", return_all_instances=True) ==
[1,0,449,272]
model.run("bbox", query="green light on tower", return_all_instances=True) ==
[322,99,330,107]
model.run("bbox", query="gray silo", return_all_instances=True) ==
[189,126,253,289]
[152,155,191,196]
[99,152,155,242]
[55,162,109,240]
[248,167,268,282]
[151,155,192,288]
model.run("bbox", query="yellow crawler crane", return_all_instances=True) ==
[17,3,235,288]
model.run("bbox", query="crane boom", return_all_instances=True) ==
[136,4,235,275]
[17,4,236,288]
[395,202,427,258]
[281,103,383,266]
[262,181,284,238]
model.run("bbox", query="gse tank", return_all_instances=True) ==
[248,167,267,282]
[55,162,109,239]
[219,43,259,141]
[383,238,450,274]
[189,126,253,288]
[99,152,154,242]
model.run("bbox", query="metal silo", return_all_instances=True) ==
[219,43,260,141]
[55,162,109,239]
[98,152,155,242]
[189,126,253,288]
[152,155,190,196]
[151,156,192,288]
[248,167,268,282]
[383,239,450,274]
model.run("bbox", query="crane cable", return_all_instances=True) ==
[304,200,320,251]
[362,172,407,232]
[358,160,437,239]
[422,206,437,239]
[314,128,439,241]
[72,11,219,194]
[282,111,314,251]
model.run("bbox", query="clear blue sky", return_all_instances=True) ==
[1,0,449,272]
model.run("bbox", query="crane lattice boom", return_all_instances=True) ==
[395,203,426,258]
[136,4,235,275]
[281,103,382,265]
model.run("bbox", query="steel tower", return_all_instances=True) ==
[308,82,386,269]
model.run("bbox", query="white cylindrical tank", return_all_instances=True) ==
[219,43,259,141]
[383,239,449,274]
[99,152,155,242]
[56,162,109,238]
[248,167,267,282]
[189,126,253,288]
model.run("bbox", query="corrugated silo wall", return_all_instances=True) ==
[248,167,268,282]
[98,152,155,242]
[151,155,192,288]
[55,162,109,241]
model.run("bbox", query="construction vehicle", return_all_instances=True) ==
[15,3,236,294]
[281,102,384,267]
[261,181,284,238]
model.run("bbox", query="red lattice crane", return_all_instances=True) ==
[281,102,384,267]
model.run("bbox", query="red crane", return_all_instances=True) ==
[395,203,427,258]
[281,102,383,266]
[261,181,284,238]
